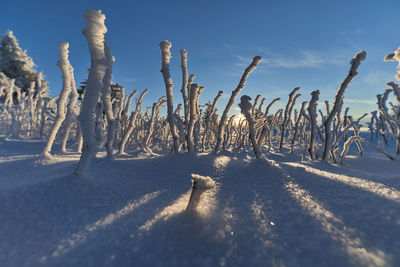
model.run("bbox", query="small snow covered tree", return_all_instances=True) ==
[215,56,262,153]
[279,87,300,150]
[384,47,400,81]
[119,88,148,154]
[143,96,166,153]
[159,40,180,153]
[101,41,116,159]
[179,49,189,131]
[322,50,366,161]
[238,95,260,158]
[0,30,48,96]
[74,9,108,176]
[307,90,319,159]
[42,42,72,157]
[202,90,223,151]
[60,63,79,152]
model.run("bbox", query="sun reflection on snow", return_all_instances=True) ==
[285,180,390,266]
[47,191,161,259]
[139,190,192,231]
[140,177,219,231]
[283,162,400,203]
[250,193,275,247]
[267,158,391,266]
[213,155,231,173]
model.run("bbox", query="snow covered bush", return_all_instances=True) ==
[74,9,109,176]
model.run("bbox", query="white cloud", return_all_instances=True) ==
[122,78,136,83]
[344,99,376,105]
[257,48,346,68]
[362,71,394,86]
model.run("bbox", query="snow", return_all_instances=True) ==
[0,137,399,267]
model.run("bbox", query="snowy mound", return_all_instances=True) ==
[191,173,216,190]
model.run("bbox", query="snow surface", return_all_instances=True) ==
[0,137,399,266]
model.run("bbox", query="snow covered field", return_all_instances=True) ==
[0,137,399,267]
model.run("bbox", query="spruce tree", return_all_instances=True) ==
[0,30,48,96]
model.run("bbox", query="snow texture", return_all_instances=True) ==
[0,134,399,267]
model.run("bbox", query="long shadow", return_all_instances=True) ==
[302,159,400,191]
[215,157,356,267]
[11,152,222,266]
[282,162,400,264]
[93,154,359,267]
[0,137,46,156]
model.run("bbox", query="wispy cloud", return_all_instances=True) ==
[122,78,137,83]
[362,71,394,86]
[257,48,346,68]
[318,99,376,107]
[344,99,376,105]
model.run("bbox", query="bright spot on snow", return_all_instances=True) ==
[250,193,274,247]
[139,190,192,231]
[285,180,390,266]
[283,162,400,203]
[49,191,161,259]
[140,176,219,232]
[268,158,391,266]
[213,155,231,172]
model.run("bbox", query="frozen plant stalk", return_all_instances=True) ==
[186,174,216,212]
[60,59,79,152]
[215,56,262,153]
[75,9,108,176]
[322,50,366,161]
[307,90,319,159]
[384,47,400,81]
[102,41,116,159]
[239,95,260,158]
[159,41,180,153]
[42,42,72,157]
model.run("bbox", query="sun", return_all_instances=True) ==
[232,113,246,126]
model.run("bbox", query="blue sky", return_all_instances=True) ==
[1,0,399,118]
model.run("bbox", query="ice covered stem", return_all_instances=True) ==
[239,95,260,158]
[215,56,262,153]
[384,47,400,81]
[307,90,319,160]
[256,97,281,152]
[159,40,180,153]
[119,89,148,154]
[202,90,223,150]
[279,87,301,150]
[290,101,308,153]
[75,9,107,176]
[102,41,116,159]
[60,61,79,153]
[179,49,189,129]
[187,83,200,151]
[42,42,72,157]
[186,174,216,212]
[144,96,166,152]
[322,50,366,161]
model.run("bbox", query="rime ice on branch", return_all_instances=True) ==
[322,50,366,161]
[215,56,262,153]
[102,41,116,159]
[384,47,400,81]
[119,89,148,154]
[159,41,180,153]
[239,95,260,158]
[74,9,108,176]
[60,62,79,153]
[42,42,72,157]
[307,90,319,160]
